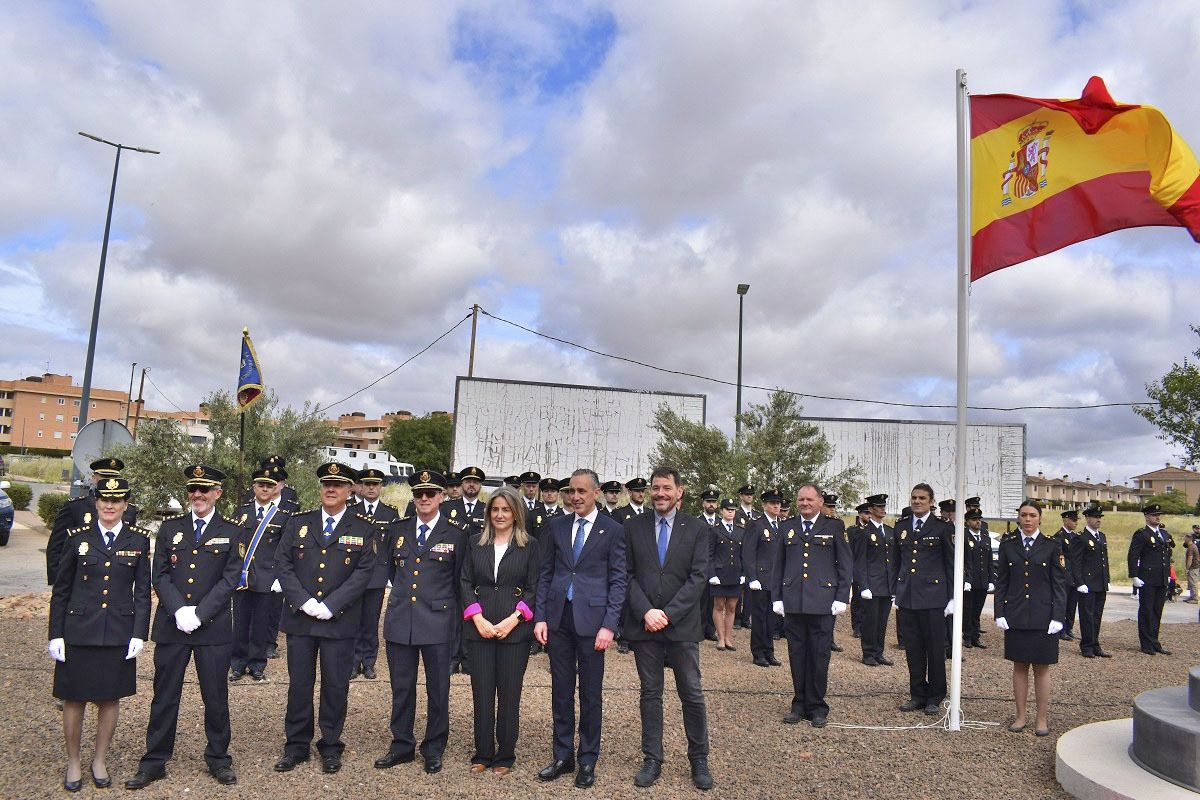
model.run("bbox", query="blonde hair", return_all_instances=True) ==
[480,485,530,547]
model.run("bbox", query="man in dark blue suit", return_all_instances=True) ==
[534,468,627,790]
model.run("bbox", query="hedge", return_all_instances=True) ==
[5,482,32,510]
[38,492,68,526]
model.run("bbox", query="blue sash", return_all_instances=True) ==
[238,506,279,590]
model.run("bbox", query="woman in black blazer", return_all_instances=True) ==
[994,499,1066,737]
[708,499,744,650]
[47,478,151,791]
[461,486,541,774]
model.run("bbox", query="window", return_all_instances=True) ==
[55,414,63,422]
[57,398,65,405]
[91,401,96,409]
[40,396,46,404]
[53,431,62,439]
[69,433,76,440]
[36,430,43,438]
[38,413,44,421]
[72,399,80,407]
[1166,484,1175,492]
[0,425,9,434]
[71,416,78,423]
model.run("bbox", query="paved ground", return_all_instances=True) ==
[0,511,52,595]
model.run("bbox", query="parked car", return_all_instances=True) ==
[0,481,14,547]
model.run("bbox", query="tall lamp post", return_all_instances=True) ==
[735,283,750,446]
[72,132,159,495]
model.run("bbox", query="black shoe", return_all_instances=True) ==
[811,715,828,728]
[973,640,987,649]
[1155,646,1172,655]
[877,656,895,666]
[64,772,83,793]
[852,629,862,639]
[449,661,462,674]
[704,632,719,642]
[783,709,807,724]
[617,642,631,654]
[1140,647,1157,655]
[273,753,309,772]
[690,758,713,790]
[924,704,941,716]
[321,755,341,774]
[362,665,377,680]
[732,621,743,630]
[754,658,770,668]
[1095,648,1112,658]
[724,644,736,651]
[266,644,278,659]
[209,766,237,785]
[228,668,245,682]
[537,759,575,782]
[575,764,595,789]
[424,756,442,774]
[374,751,414,769]
[899,699,923,712]
[1058,631,1073,641]
[634,758,661,787]
[830,641,843,652]
[124,771,165,790]
[766,656,782,666]
[89,765,112,788]
[1080,650,1095,658]
[773,633,784,641]
[249,670,267,683]
[862,656,879,666]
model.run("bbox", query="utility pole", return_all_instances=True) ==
[468,303,480,377]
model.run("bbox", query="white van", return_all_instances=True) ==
[321,446,414,484]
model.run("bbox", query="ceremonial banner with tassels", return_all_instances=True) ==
[237,327,264,411]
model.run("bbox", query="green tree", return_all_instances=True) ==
[107,417,201,517]
[1142,488,1191,515]
[737,391,865,504]
[648,406,745,512]
[383,413,453,472]
[1135,324,1200,465]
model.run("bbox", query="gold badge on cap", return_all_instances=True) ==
[193,466,204,478]
[329,464,339,474]
[78,541,89,555]
[109,459,118,469]
[105,478,119,490]
[420,471,431,483]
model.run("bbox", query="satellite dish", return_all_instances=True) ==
[71,419,134,479]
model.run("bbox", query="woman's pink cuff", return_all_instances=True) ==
[516,601,533,621]
[463,602,483,620]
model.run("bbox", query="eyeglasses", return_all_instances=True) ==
[413,489,439,499]
[188,486,215,495]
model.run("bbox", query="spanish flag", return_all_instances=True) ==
[970,76,1200,281]
[236,327,263,412]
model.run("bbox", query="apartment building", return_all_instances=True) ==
[0,373,127,451]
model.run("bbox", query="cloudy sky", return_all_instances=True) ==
[3,0,1199,487]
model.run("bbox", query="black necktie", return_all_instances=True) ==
[256,506,264,522]
[803,519,812,534]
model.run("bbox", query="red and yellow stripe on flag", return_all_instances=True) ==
[970,76,1200,281]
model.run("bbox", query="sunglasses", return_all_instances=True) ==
[413,489,440,500]
[188,486,215,495]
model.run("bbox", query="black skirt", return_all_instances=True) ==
[712,583,742,598]
[1003,628,1059,665]
[53,645,137,701]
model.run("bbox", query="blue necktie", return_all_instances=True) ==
[803,519,812,534]
[324,517,335,544]
[657,518,670,566]
[914,518,924,534]
[194,518,205,543]
[103,529,115,549]
[771,519,780,534]
[418,523,429,548]
[256,506,264,522]
[568,518,587,601]
[1024,536,1033,552]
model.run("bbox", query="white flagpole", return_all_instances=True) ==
[949,67,971,731]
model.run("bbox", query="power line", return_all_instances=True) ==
[142,369,186,413]
[477,308,1158,413]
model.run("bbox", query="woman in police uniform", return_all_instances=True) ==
[708,499,744,650]
[47,477,151,791]
[461,486,540,775]
[994,500,1066,737]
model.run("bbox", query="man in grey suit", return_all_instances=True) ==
[623,467,713,790]
[534,468,627,790]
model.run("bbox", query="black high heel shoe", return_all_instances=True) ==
[91,765,112,788]
[63,770,82,792]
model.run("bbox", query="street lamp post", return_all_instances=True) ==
[72,132,159,495]
[735,283,750,446]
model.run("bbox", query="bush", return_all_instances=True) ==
[38,492,68,526]
[5,482,32,510]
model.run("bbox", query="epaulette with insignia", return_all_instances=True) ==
[67,495,86,503]
[67,525,88,536]
[446,518,463,529]
[164,512,187,521]
[129,525,151,537]
[399,515,412,522]
[381,501,396,510]
[355,512,371,521]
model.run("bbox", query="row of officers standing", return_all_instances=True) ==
[44,458,1177,792]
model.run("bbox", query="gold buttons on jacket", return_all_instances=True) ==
[193,550,199,555]
[411,596,417,602]
[103,575,110,582]
[101,603,107,609]
[317,577,324,583]
[105,561,111,567]
[317,591,323,598]
[413,570,419,576]
[319,562,325,568]
[187,578,194,584]
[411,583,418,589]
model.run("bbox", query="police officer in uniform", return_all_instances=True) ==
[527,477,564,539]
[47,458,139,585]
[230,464,290,683]
[742,488,784,667]
[1052,510,1080,641]
[962,507,994,648]
[709,498,744,651]
[821,494,847,652]
[853,494,895,666]
[848,501,871,639]
[599,480,623,518]
[374,470,466,775]
[1128,503,1175,655]
[519,471,542,514]
[353,468,401,679]
[732,485,757,629]
[442,466,487,531]
[273,462,378,774]
[616,477,648,523]
[1072,506,1111,657]
[240,455,301,511]
[126,465,243,790]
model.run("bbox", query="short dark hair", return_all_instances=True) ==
[650,466,681,487]
[571,468,599,490]
[1018,499,1043,516]
[911,482,934,501]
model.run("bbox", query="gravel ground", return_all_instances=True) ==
[2,596,1196,800]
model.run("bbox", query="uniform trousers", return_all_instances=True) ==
[748,589,775,660]
[139,642,232,773]
[547,600,605,766]
[859,596,891,660]
[964,588,987,644]
[1137,584,1168,650]
[467,640,530,767]
[267,594,284,646]
[850,584,863,634]
[283,634,355,758]
[1077,590,1106,654]
[231,590,273,674]
[385,640,452,759]
[353,588,385,669]
[1063,586,1078,634]
[897,607,946,706]
[631,639,709,763]
[783,613,834,717]
[735,586,749,626]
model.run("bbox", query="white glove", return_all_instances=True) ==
[831,600,848,615]
[964,583,972,593]
[1047,620,1063,635]
[126,638,144,660]
[739,576,746,585]
[772,600,785,616]
[174,606,201,634]
[943,599,955,617]
[48,638,66,662]
[301,598,323,618]
[860,588,873,600]
[1077,585,1089,594]
[270,579,282,593]
[708,576,720,585]
[987,582,995,592]
[386,580,392,589]
[1132,577,1145,588]
[748,580,762,591]
[1107,583,1112,592]
[892,598,899,609]
[316,602,334,620]
[995,616,1009,630]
